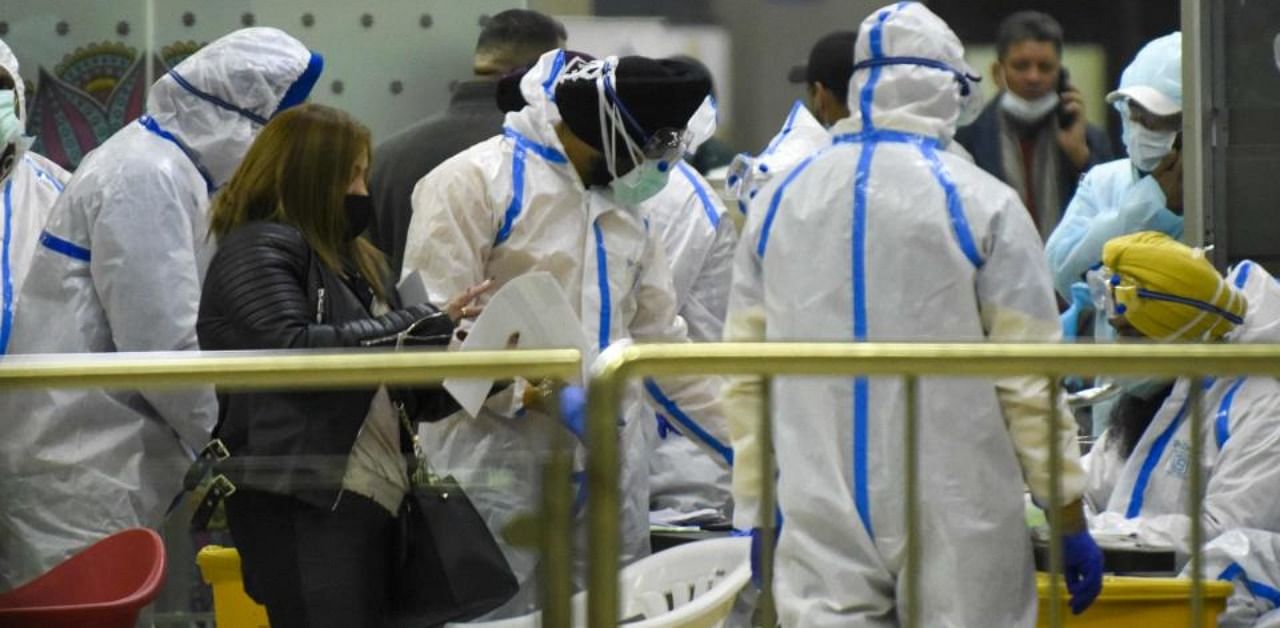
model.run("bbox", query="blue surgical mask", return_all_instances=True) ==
[609,159,671,206]
[0,90,21,146]
[1114,376,1174,400]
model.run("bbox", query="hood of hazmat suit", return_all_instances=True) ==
[0,27,320,590]
[401,49,731,617]
[0,37,71,356]
[725,100,833,216]
[722,3,1084,626]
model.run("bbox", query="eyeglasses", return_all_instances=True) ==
[640,127,686,163]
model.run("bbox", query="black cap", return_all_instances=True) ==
[787,31,857,97]
[555,56,711,153]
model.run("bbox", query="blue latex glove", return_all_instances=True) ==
[559,385,586,442]
[1062,529,1103,614]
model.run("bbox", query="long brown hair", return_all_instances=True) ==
[209,103,389,302]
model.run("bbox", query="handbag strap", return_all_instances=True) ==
[397,402,437,487]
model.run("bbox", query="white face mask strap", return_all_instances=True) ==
[594,59,646,180]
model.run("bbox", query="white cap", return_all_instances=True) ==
[1105,85,1180,117]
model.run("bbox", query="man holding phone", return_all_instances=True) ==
[956,11,1113,240]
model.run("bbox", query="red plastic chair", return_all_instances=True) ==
[0,528,167,628]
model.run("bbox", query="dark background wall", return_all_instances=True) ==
[589,0,1180,152]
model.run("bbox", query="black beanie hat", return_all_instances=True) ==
[554,56,712,153]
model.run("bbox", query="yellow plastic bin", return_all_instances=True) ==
[1036,572,1232,627]
[196,545,270,628]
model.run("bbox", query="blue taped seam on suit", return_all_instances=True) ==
[166,70,268,126]
[38,230,90,262]
[541,50,566,97]
[1234,261,1252,289]
[756,154,819,258]
[858,6,897,130]
[1,180,13,354]
[851,139,878,537]
[1126,398,1191,518]
[644,377,734,465]
[593,221,611,351]
[495,128,569,246]
[918,145,984,268]
[274,52,325,117]
[1216,377,1246,450]
[495,144,529,246]
[1219,563,1280,607]
[25,157,65,192]
[677,161,720,229]
[762,101,803,156]
[138,116,215,195]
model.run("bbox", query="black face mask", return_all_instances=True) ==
[343,194,372,241]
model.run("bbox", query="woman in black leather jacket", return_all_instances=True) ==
[197,103,487,628]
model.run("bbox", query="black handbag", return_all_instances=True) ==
[390,406,518,627]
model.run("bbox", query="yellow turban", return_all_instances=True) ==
[1101,231,1246,341]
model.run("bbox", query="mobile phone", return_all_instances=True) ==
[1057,67,1076,129]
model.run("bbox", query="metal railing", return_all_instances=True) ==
[5,342,1277,627]
[0,346,584,626]
[583,342,1280,628]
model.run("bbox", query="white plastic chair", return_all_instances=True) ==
[449,536,751,628]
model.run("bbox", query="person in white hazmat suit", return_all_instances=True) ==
[495,58,736,516]
[402,51,731,616]
[1081,232,1280,628]
[1083,232,1280,550]
[0,27,323,590]
[638,95,736,517]
[722,4,1102,626]
[0,38,71,355]
[1189,529,1280,628]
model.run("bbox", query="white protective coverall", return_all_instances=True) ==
[0,38,71,355]
[0,28,321,589]
[1184,528,1280,628]
[1084,261,1280,551]
[722,4,1084,626]
[401,50,731,616]
[641,158,737,515]
[725,100,831,216]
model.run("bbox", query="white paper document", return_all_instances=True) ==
[443,272,590,417]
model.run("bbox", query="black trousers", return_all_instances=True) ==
[226,489,398,628]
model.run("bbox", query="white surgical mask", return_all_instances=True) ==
[1000,91,1060,124]
[1124,120,1178,172]
[610,158,671,206]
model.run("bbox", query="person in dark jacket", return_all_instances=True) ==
[369,9,565,275]
[198,103,488,628]
[954,11,1113,240]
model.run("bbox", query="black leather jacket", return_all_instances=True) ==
[197,221,456,507]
